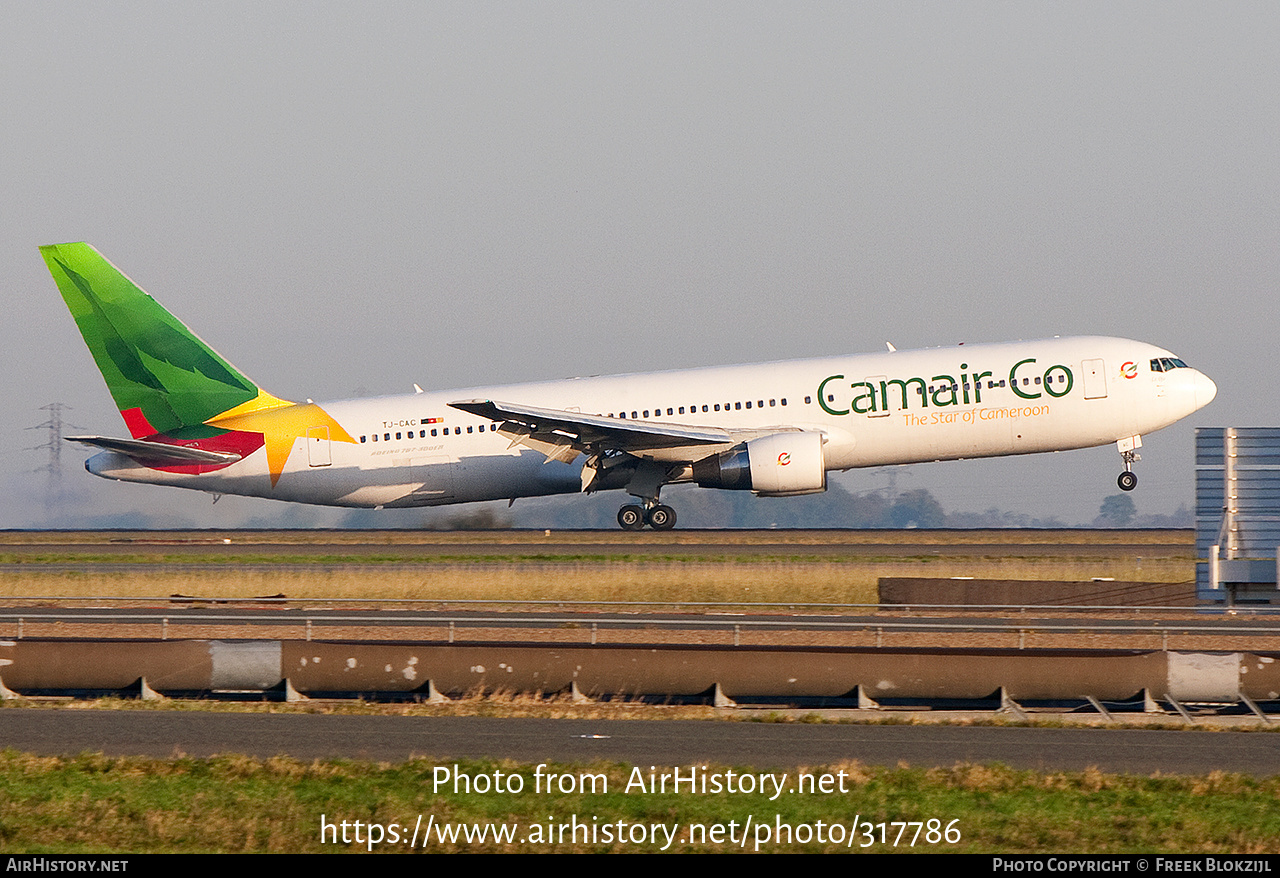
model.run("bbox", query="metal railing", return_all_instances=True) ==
[3,601,1280,648]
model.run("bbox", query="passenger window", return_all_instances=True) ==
[467,426,473,433]
[735,402,742,410]
[769,399,776,407]
[804,396,811,404]
[781,399,787,406]
[745,401,752,409]
[431,429,437,437]
[478,424,485,432]
[714,404,721,412]
[678,406,685,414]
[360,436,366,443]
[702,405,709,412]
[667,408,673,415]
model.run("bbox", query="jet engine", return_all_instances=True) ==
[691,432,826,496]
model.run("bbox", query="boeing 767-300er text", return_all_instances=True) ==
[41,243,1217,529]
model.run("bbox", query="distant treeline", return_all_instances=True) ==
[371,482,1193,531]
[41,480,1192,531]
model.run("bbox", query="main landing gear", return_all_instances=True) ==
[1116,435,1142,492]
[617,503,677,531]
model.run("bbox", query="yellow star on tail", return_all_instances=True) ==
[207,392,356,485]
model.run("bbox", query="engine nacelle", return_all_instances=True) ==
[691,432,826,496]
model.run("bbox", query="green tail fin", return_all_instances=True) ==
[41,243,263,438]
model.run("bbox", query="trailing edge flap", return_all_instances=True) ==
[67,435,243,465]
[448,399,734,455]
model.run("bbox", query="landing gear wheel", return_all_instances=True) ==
[646,504,677,530]
[617,505,646,530]
[1117,471,1137,492]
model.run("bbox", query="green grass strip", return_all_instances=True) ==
[1,751,1277,853]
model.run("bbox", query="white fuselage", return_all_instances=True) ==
[86,336,1216,509]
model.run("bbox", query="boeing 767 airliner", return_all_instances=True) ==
[41,243,1217,529]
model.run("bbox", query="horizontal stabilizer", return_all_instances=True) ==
[66,435,243,466]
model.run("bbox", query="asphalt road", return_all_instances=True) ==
[3,710,1278,775]
[0,606,1273,636]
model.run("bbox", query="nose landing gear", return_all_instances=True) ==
[1116,435,1142,492]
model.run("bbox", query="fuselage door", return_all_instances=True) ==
[1082,359,1108,399]
[306,426,331,467]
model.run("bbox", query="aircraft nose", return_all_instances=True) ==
[1194,370,1217,410]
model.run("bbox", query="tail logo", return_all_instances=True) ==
[42,243,356,487]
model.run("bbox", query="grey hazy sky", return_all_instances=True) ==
[3,2,1276,527]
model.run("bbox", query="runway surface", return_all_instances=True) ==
[3,710,1278,775]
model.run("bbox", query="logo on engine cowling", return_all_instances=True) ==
[778,452,791,466]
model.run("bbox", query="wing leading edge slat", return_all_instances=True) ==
[448,399,734,450]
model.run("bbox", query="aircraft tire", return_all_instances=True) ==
[617,505,646,530]
[1117,471,1137,491]
[646,505,677,530]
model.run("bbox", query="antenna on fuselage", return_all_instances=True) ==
[885,342,896,352]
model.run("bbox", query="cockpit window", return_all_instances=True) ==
[1150,357,1191,373]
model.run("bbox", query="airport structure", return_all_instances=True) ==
[1197,427,1280,604]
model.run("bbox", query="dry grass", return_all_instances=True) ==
[0,555,1191,605]
[1,692,722,721]
[0,528,1193,547]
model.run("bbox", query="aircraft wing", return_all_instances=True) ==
[67,435,244,466]
[448,398,735,463]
